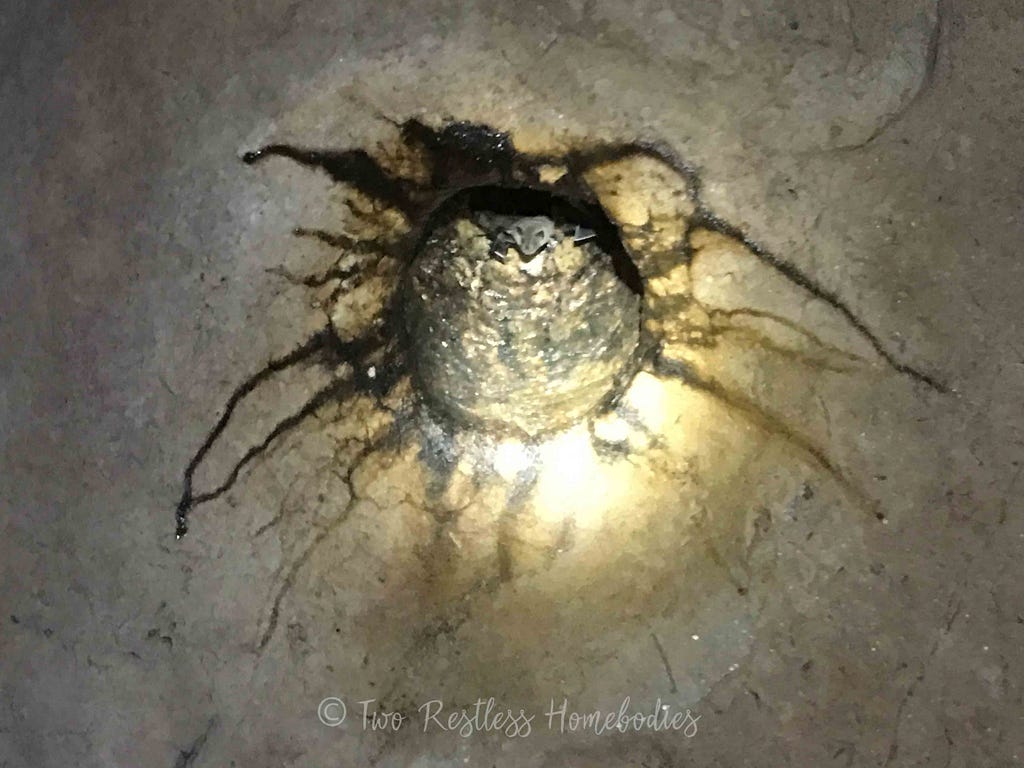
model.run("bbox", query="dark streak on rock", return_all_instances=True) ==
[257,425,399,653]
[689,210,947,391]
[707,306,869,368]
[698,524,751,596]
[653,354,880,520]
[175,324,398,538]
[535,130,944,388]
[263,228,393,289]
[242,144,421,216]
[173,717,216,768]
[495,463,540,582]
[174,331,328,537]
[243,118,944,393]
[650,632,679,694]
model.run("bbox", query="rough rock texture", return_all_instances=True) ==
[406,215,641,437]
[2,1,1023,767]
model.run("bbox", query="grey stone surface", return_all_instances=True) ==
[2,0,1023,766]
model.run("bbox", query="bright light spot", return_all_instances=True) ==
[623,371,669,432]
[593,412,631,444]
[535,427,618,525]
[492,440,533,482]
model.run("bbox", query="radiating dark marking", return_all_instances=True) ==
[650,632,679,693]
[241,119,944,395]
[562,136,943,389]
[175,327,395,538]
[256,423,400,652]
[401,118,517,188]
[174,331,329,537]
[653,353,881,520]
[690,210,947,391]
[539,132,944,389]
[242,144,421,215]
[178,376,352,537]
[182,116,944,541]
[707,306,869,366]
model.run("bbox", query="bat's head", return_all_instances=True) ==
[510,217,556,259]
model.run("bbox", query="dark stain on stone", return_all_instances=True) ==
[175,117,946,539]
[242,144,420,216]
[173,717,216,768]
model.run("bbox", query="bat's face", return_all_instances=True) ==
[509,216,556,258]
